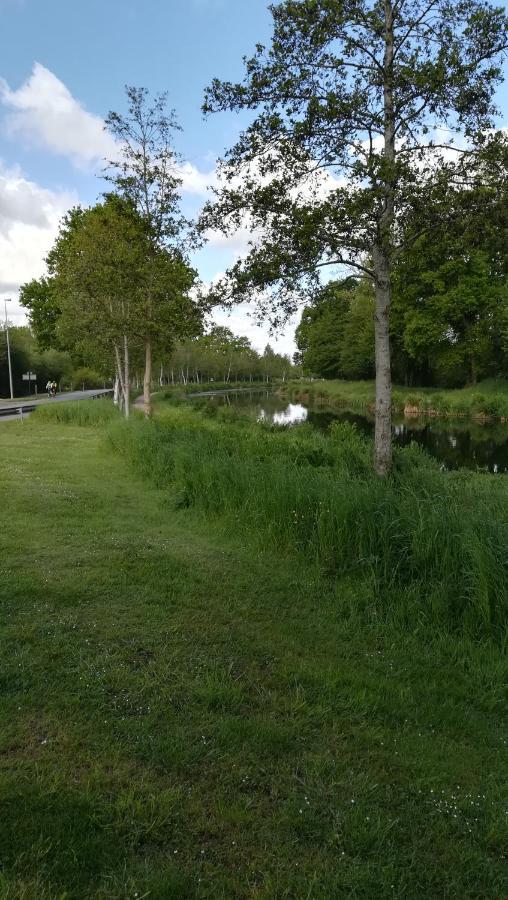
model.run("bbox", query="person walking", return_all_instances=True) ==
[46,380,52,398]
[51,381,57,397]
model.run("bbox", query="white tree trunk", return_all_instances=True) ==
[373,245,392,475]
[123,334,130,419]
[114,342,127,417]
[143,338,153,417]
[372,0,395,476]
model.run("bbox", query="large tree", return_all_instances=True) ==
[105,87,197,416]
[201,0,507,473]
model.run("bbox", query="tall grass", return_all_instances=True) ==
[33,398,119,426]
[108,411,508,640]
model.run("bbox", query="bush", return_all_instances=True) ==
[72,367,105,389]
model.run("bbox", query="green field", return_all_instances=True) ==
[281,378,508,419]
[0,403,506,898]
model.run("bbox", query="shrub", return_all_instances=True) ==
[72,367,105,389]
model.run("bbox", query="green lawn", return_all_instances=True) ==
[0,415,506,898]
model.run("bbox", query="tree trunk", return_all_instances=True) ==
[123,334,130,419]
[372,0,395,476]
[372,245,392,475]
[114,341,126,416]
[143,338,152,417]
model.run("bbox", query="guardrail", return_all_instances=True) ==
[0,389,114,420]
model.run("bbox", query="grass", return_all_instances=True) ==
[33,397,119,426]
[109,407,508,639]
[0,403,507,898]
[281,378,508,420]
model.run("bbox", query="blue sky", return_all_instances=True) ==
[1,0,507,354]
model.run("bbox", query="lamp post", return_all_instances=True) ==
[4,299,14,400]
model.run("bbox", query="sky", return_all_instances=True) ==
[1,0,507,356]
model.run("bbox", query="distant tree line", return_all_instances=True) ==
[165,328,292,385]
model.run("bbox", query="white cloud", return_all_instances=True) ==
[178,161,217,196]
[0,62,117,169]
[0,161,76,322]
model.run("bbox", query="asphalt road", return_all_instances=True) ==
[0,389,113,421]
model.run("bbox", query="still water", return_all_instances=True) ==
[193,389,508,474]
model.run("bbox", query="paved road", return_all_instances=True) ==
[0,388,113,421]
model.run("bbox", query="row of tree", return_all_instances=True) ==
[167,329,292,384]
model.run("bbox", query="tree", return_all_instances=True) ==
[19,277,60,351]
[44,195,200,417]
[105,87,198,416]
[45,198,149,416]
[391,140,508,385]
[340,279,376,380]
[201,0,507,473]
[296,280,354,378]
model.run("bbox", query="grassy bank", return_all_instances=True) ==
[0,403,506,897]
[280,378,508,420]
[109,404,508,639]
[159,381,272,400]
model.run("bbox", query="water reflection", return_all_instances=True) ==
[192,390,508,473]
[259,402,307,426]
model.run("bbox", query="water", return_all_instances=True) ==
[191,389,508,473]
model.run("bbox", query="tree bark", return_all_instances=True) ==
[113,374,120,407]
[114,341,126,416]
[123,334,130,419]
[373,245,392,475]
[372,0,395,476]
[143,338,153,417]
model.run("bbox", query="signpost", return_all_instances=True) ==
[22,372,37,397]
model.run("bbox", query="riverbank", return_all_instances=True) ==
[279,378,508,420]
[1,403,506,897]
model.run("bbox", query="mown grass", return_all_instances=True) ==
[0,404,506,898]
[282,378,508,419]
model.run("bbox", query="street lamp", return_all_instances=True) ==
[4,299,14,400]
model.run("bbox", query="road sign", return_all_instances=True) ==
[22,372,37,381]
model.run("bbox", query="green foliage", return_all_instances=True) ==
[19,276,60,350]
[296,280,352,378]
[200,0,507,322]
[108,409,507,639]
[297,277,376,380]
[0,325,74,398]
[72,367,105,389]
